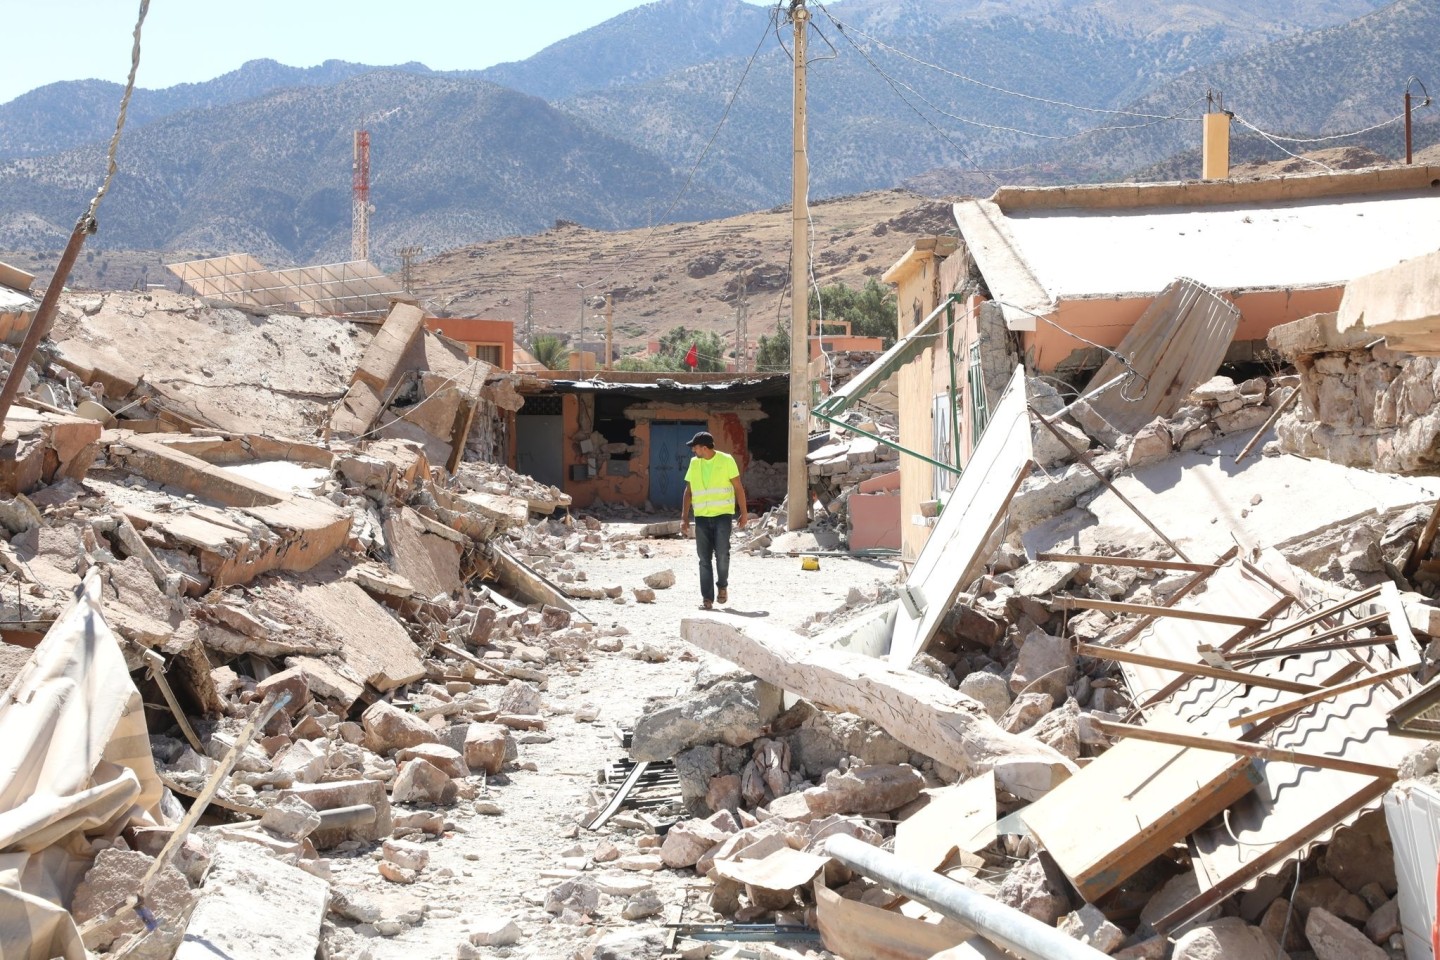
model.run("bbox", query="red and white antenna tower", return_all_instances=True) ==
[352,128,371,262]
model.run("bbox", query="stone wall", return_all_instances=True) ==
[1269,312,1440,473]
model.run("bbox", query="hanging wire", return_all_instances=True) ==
[579,3,781,293]
[87,0,151,223]
[1230,112,1336,172]
[989,299,1150,395]
[823,11,1203,126]
[811,2,1000,187]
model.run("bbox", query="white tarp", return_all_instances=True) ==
[0,571,167,960]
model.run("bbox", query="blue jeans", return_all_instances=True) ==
[694,514,733,604]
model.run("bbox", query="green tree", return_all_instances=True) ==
[530,334,567,370]
[755,319,789,372]
[653,326,728,373]
[809,279,898,347]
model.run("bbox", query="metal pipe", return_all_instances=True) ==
[316,804,378,829]
[947,297,962,469]
[824,834,1111,960]
[1405,90,1413,164]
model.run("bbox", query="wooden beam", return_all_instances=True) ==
[1078,643,1320,695]
[1406,497,1440,578]
[1226,665,1415,729]
[1152,779,1392,935]
[1036,552,1218,573]
[1060,597,1267,629]
[1234,587,1384,650]
[1228,634,1399,662]
[1094,720,1398,780]
[1030,405,1189,561]
[1234,386,1299,463]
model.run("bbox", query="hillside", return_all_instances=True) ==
[0,72,743,263]
[409,189,954,358]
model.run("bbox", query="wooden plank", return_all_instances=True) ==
[1036,552,1218,573]
[1405,498,1440,577]
[814,882,972,960]
[1082,277,1240,435]
[1234,611,1389,654]
[1226,665,1415,729]
[1235,386,1300,463]
[1234,586,1384,650]
[1060,596,1265,628]
[1021,716,1260,902]
[893,771,996,873]
[1078,643,1321,695]
[1228,634,1399,661]
[1094,720,1398,780]
[1032,407,1188,561]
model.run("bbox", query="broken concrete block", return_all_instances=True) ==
[630,679,783,761]
[1126,419,1173,468]
[1172,918,1288,960]
[382,839,430,872]
[660,819,729,869]
[363,699,441,754]
[466,917,522,947]
[260,795,321,841]
[1363,898,1399,943]
[72,849,193,953]
[991,755,1072,802]
[632,587,656,604]
[271,738,327,784]
[254,665,312,717]
[592,929,668,960]
[958,671,1010,720]
[379,861,418,884]
[383,505,464,599]
[642,569,676,590]
[1001,692,1054,733]
[545,877,600,917]
[173,841,329,960]
[396,742,468,779]
[463,722,510,775]
[1012,561,1079,598]
[804,763,924,816]
[1010,628,1074,701]
[353,302,426,394]
[498,679,543,716]
[294,580,425,691]
[391,757,457,805]
[622,889,664,920]
[1307,907,1385,960]
[997,857,1068,925]
[281,778,393,846]
[1059,904,1127,954]
[1295,876,1371,926]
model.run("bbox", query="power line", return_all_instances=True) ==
[580,4,781,295]
[1230,112,1336,172]
[823,10,1202,125]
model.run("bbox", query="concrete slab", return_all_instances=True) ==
[1023,432,1440,562]
[291,578,425,691]
[352,302,425,394]
[175,841,329,960]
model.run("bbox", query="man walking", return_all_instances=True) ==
[679,430,748,610]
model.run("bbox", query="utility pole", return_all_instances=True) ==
[524,288,534,348]
[786,0,811,531]
[734,276,749,373]
[578,292,586,371]
[352,128,371,262]
[396,245,423,295]
[604,293,614,370]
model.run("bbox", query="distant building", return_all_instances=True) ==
[423,318,515,371]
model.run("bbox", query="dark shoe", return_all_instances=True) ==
[717,588,728,604]
[700,600,714,610]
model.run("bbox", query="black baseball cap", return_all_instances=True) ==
[687,431,715,448]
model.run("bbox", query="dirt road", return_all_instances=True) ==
[322,529,899,960]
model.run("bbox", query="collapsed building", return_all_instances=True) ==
[3,164,1440,960]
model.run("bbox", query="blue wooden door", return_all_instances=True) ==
[649,422,706,509]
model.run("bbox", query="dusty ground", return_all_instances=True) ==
[323,527,899,959]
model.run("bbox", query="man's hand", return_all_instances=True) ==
[736,511,748,531]
[680,519,690,537]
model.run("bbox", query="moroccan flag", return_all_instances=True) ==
[684,343,698,369]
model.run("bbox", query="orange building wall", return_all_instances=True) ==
[1022,286,1343,372]
[555,395,757,510]
[423,318,515,370]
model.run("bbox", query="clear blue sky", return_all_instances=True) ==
[0,0,696,105]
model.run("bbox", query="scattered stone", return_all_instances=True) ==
[382,839,430,872]
[1306,907,1385,960]
[466,917,522,947]
[390,758,457,804]
[959,671,1011,720]
[643,569,676,590]
[363,699,440,754]
[1059,904,1127,954]
[260,794,322,841]
[632,587,656,603]
[622,889,664,920]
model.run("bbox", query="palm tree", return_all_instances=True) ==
[531,334,567,370]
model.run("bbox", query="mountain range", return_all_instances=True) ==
[0,0,1427,271]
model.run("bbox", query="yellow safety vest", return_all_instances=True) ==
[685,451,738,517]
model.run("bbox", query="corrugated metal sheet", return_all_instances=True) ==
[1118,551,1419,909]
[1384,780,1440,960]
[1082,277,1240,435]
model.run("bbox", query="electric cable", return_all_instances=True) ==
[579,4,782,294]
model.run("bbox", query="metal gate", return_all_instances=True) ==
[648,421,706,510]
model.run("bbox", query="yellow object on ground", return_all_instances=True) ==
[801,556,820,571]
